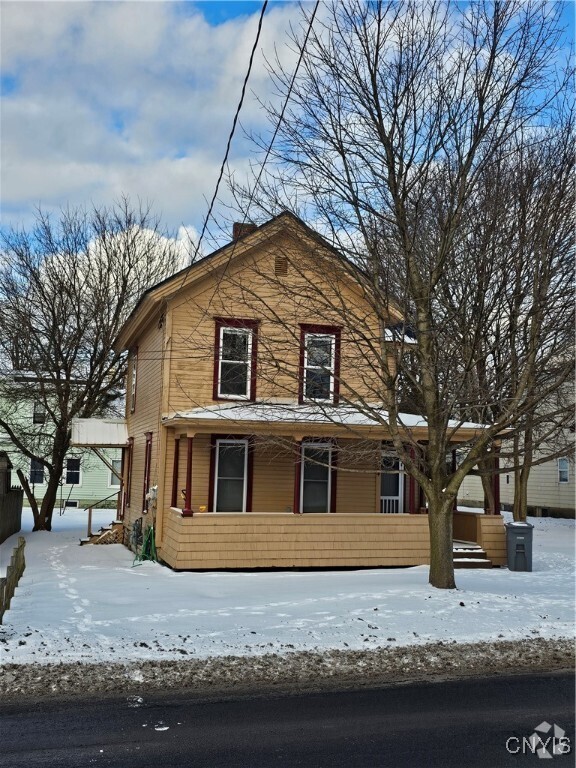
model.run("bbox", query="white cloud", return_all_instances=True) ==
[0,1,302,236]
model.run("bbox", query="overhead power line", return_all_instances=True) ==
[182,0,269,278]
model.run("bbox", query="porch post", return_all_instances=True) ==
[408,446,416,514]
[171,435,180,508]
[451,448,457,512]
[293,439,302,514]
[330,441,338,513]
[182,436,194,517]
[491,443,501,515]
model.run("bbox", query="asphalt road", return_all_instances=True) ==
[0,671,573,767]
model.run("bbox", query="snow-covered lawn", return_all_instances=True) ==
[0,508,573,665]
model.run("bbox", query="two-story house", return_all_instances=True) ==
[72,212,506,569]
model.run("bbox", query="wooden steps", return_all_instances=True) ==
[453,540,492,569]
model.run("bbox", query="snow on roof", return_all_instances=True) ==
[70,418,128,447]
[383,327,417,345]
[163,402,486,431]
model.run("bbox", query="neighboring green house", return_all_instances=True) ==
[0,385,121,512]
[23,448,121,511]
[0,437,121,512]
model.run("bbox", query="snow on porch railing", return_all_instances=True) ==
[0,536,25,624]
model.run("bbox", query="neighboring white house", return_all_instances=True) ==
[459,452,575,518]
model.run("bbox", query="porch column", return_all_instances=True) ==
[182,437,194,517]
[408,446,416,514]
[451,448,457,512]
[491,444,501,515]
[330,442,338,513]
[293,439,302,514]
[171,435,180,508]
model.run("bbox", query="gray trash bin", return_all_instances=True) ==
[505,522,534,572]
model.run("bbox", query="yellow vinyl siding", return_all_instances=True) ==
[336,440,380,513]
[160,510,430,570]
[252,440,295,513]
[165,233,389,413]
[124,316,164,532]
[453,511,507,566]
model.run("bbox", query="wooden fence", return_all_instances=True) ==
[0,536,26,624]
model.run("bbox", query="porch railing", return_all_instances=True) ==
[381,497,401,513]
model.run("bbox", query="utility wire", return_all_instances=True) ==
[162,0,320,411]
[194,0,321,303]
[179,0,269,287]
[242,0,320,218]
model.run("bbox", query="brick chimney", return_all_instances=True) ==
[232,222,258,241]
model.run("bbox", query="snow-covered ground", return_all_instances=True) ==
[0,508,574,666]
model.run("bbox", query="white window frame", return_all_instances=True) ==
[303,333,335,403]
[217,327,253,400]
[64,500,79,509]
[300,442,332,514]
[214,438,248,513]
[108,458,122,488]
[64,456,82,486]
[558,457,569,484]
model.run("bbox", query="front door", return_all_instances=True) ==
[214,439,248,512]
[301,444,332,513]
[380,455,404,513]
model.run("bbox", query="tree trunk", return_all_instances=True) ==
[513,466,529,522]
[479,457,496,514]
[427,496,456,589]
[35,471,63,531]
[513,423,533,522]
[16,468,41,529]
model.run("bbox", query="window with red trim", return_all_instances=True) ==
[124,437,134,510]
[213,318,258,401]
[129,347,138,413]
[299,324,341,404]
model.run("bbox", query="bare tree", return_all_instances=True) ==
[456,120,575,520]
[227,0,574,587]
[0,199,182,531]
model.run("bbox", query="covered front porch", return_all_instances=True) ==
[156,404,505,571]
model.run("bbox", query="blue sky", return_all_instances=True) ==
[1,1,573,248]
[0,1,302,246]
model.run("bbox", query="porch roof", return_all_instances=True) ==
[162,403,486,440]
[70,418,129,447]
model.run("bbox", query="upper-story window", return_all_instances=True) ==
[558,457,569,484]
[213,318,258,401]
[300,324,341,404]
[33,400,46,424]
